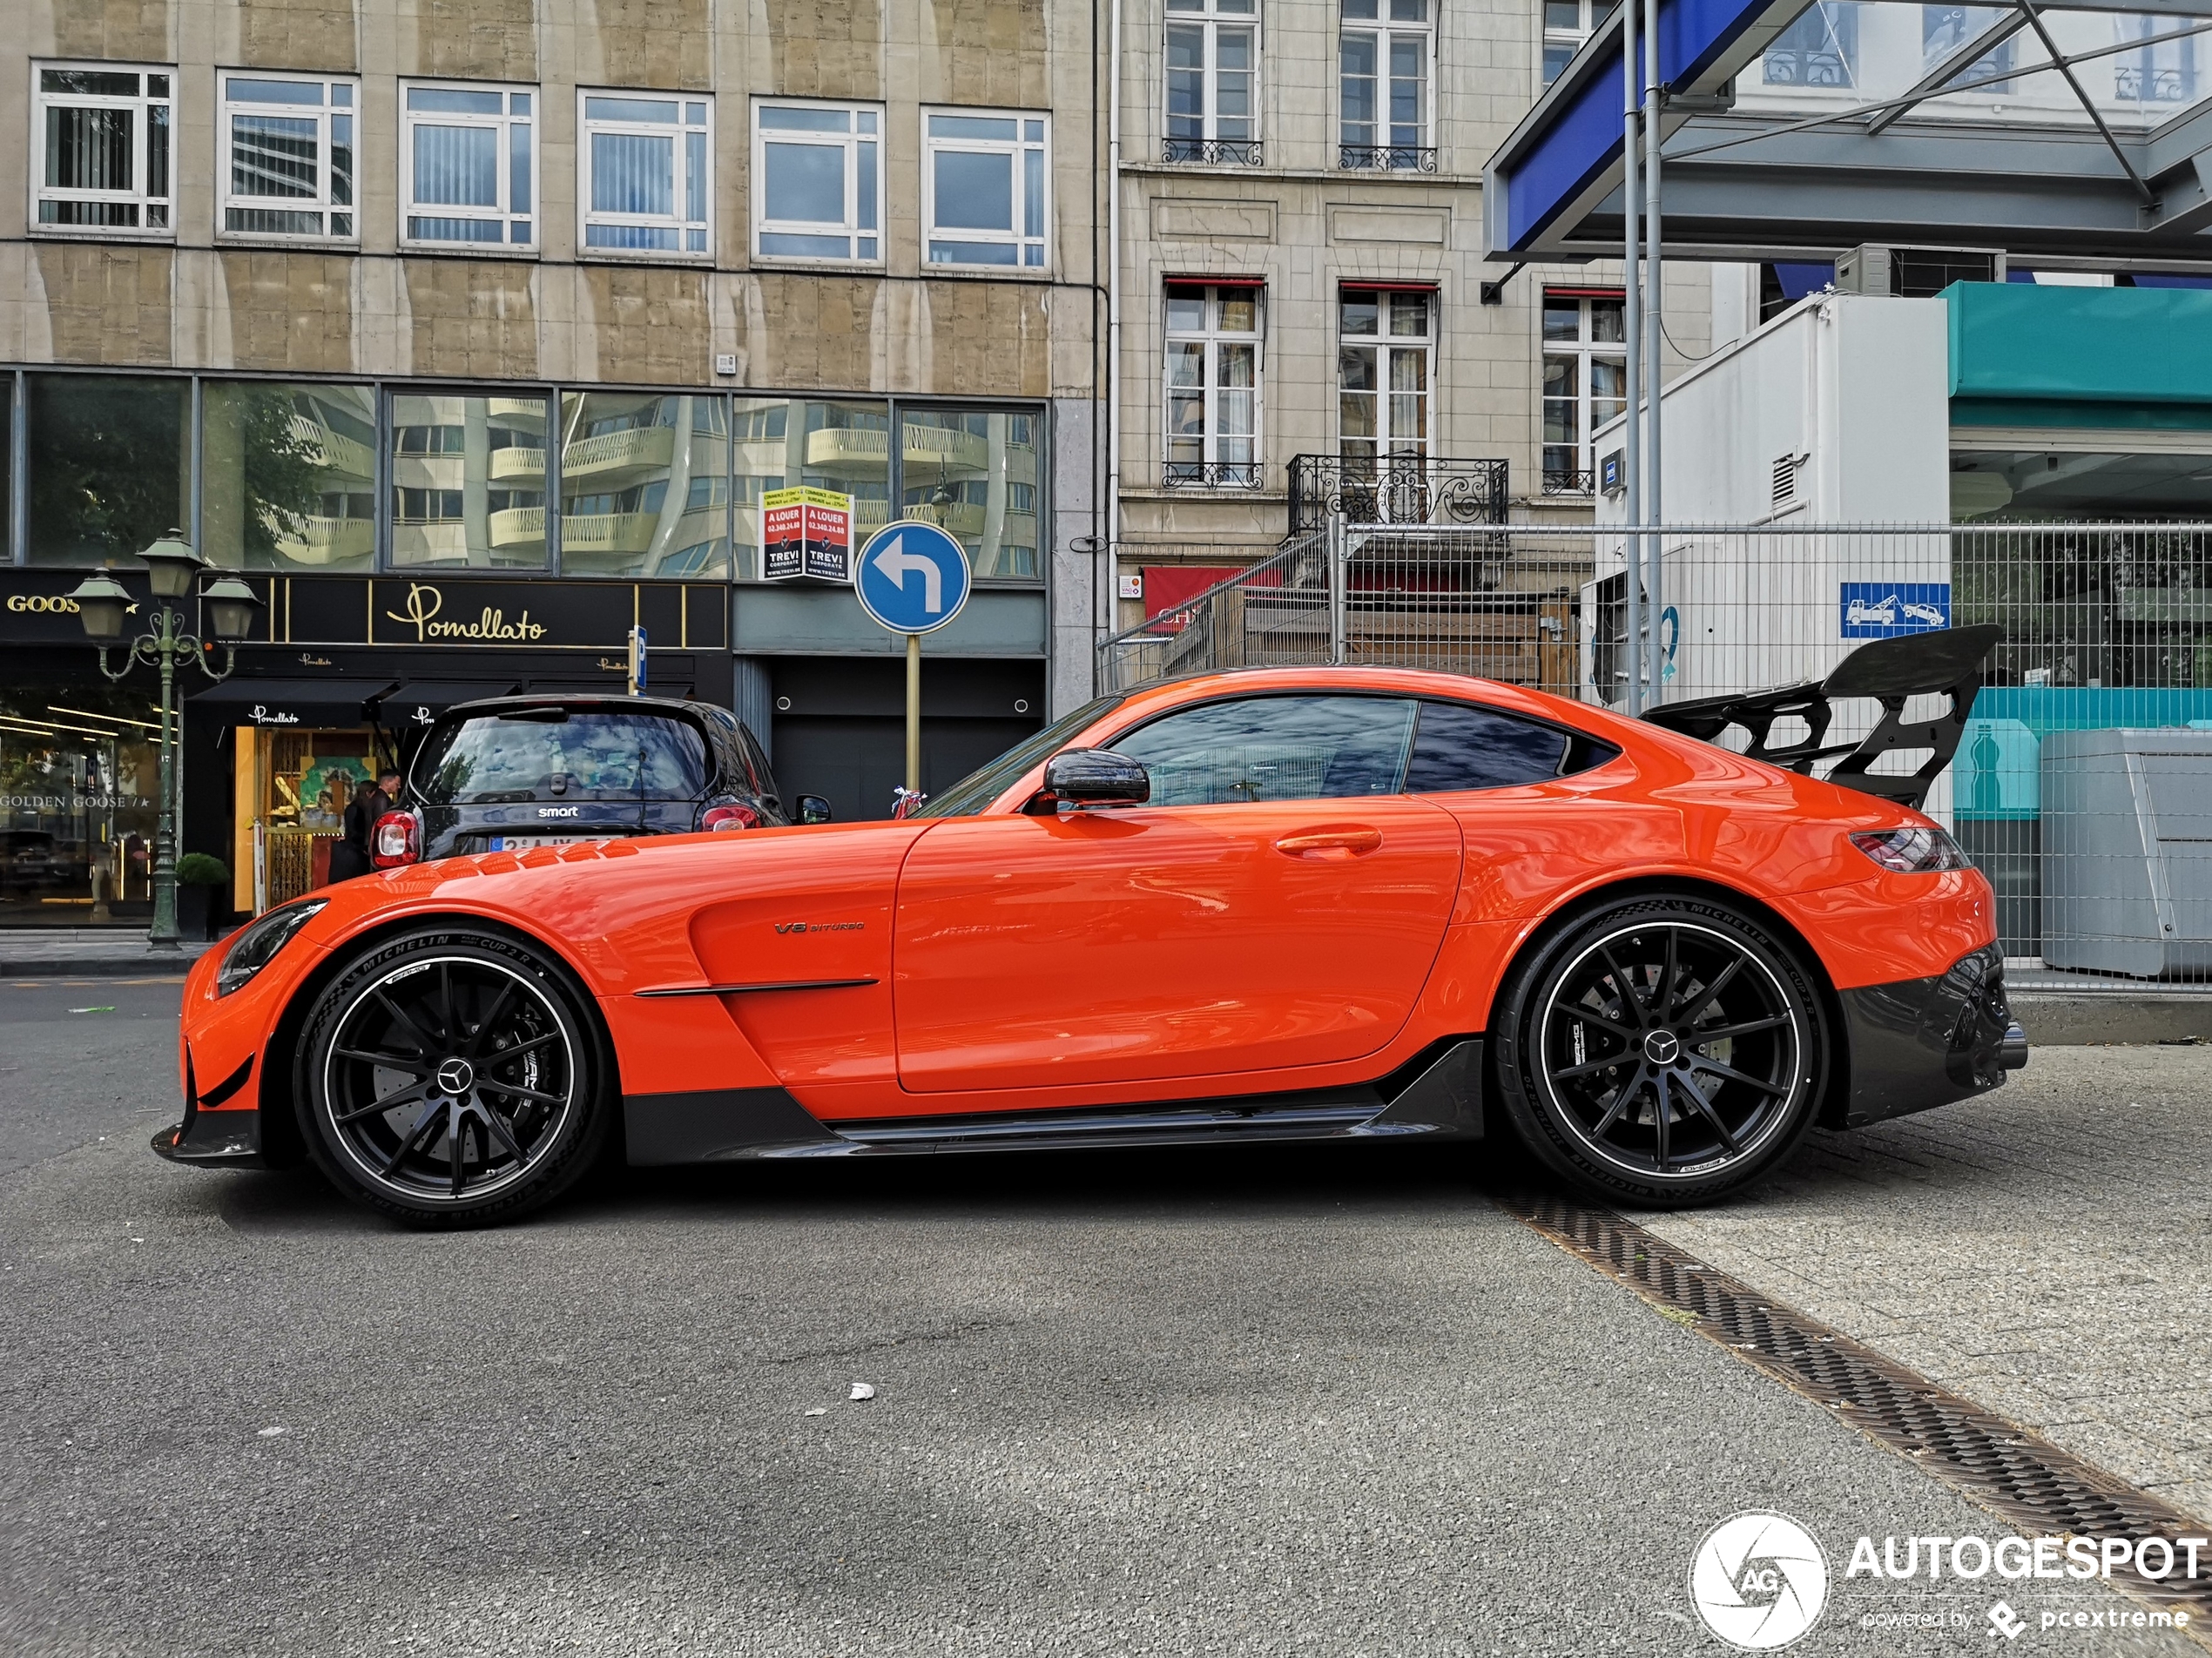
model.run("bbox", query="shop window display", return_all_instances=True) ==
[243,727,381,908]
[0,688,163,927]
[26,374,190,566]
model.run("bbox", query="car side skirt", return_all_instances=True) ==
[622,1038,1485,1163]
[1826,944,2025,1130]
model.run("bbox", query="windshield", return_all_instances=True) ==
[415,710,710,805]
[914,695,1127,818]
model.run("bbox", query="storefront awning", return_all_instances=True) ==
[184,677,386,730]
[367,679,525,729]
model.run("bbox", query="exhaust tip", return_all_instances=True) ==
[1999,1021,2029,1071]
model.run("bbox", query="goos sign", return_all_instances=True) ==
[6,593,81,615]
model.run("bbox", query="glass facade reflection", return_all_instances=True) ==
[0,686,162,927]
[557,391,730,577]
[26,374,189,565]
[203,381,379,570]
[388,390,549,570]
[5,373,1042,583]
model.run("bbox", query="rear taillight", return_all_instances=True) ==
[1850,826,1968,873]
[701,804,760,832]
[372,809,421,868]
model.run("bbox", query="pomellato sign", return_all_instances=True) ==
[381,583,550,644]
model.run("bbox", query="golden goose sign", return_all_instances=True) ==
[381,583,549,644]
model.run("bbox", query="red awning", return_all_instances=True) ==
[1163,273,1267,287]
[1543,286,1626,300]
[1339,280,1440,293]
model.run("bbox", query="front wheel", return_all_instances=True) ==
[295,927,614,1227]
[1492,895,1829,1208]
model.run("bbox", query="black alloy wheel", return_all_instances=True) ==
[1494,896,1826,1206]
[297,928,612,1226]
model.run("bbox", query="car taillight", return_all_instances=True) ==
[1850,826,1968,873]
[372,810,421,868]
[701,804,759,832]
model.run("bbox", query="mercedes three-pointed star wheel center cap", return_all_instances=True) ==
[435,1057,476,1096]
[1643,1030,1683,1067]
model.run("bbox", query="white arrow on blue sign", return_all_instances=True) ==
[853,520,972,635]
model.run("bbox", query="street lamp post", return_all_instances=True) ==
[67,533,260,949]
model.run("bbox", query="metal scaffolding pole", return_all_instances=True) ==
[1621,0,1643,715]
[1642,0,1664,704]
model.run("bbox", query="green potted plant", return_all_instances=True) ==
[172,853,231,943]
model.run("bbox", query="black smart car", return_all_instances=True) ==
[369,695,826,867]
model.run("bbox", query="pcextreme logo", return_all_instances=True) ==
[1689,1512,1830,1650]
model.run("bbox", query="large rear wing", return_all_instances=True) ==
[1637,624,2003,812]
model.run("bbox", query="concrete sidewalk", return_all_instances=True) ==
[0,928,218,978]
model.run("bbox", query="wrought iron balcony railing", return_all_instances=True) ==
[1163,138,1264,166]
[1337,145,1438,173]
[1287,455,1508,531]
[1542,468,1596,495]
[1163,461,1264,490]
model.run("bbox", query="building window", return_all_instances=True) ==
[401,83,535,248]
[1764,2,1859,86]
[580,92,711,255]
[201,381,380,571]
[1921,6,2017,91]
[924,111,1049,269]
[900,408,1043,579]
[1339,287,1433,472]
[221,75,358,239]
[24,374,188,565]
[1541,291,1626,492]
[1542,0,1595,84]
[1340,0,1433,171]
[33,64,171,233]
[388,392,549,570]
[1164,0,1261,165]
[558,392,730,578]
[2116,14,2197,102]
[1163,282,1263,489]
[753,101,882,261]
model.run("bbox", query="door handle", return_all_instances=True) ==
[1273,826,1384,859]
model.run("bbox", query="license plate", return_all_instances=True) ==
[489,834,592,851]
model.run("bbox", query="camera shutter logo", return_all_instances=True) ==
[1689,1511,1828,1650]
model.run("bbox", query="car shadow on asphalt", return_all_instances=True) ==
[212,1135,1557,1237]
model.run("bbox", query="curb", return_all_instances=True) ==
[1,954,212,978]
[2011,991,2212,1047]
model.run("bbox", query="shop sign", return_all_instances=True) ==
[761,488,855,583]
[381,582,550,644]
[0,571,151,642]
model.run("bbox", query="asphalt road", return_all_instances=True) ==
[0,980,2192,1657]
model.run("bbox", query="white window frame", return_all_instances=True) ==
[1339,0,1433,171]
[1542,0,1597,85]
[219,72,360,241]
[1541,292,1627,492]
[578,90,712,259]
[400,80,537,251]
[923,110,1050,272]
[751,98,884,265]
[1338,286,1434,470]
[1163,0,1262,165]
[31,62,173,238]
[1163,282,1264,489]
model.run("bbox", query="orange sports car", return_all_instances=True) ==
[158,661,2026,1226]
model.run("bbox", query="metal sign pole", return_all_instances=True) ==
[906,631,921,797]
[1643,0,1665,704]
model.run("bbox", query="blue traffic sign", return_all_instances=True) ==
[853,521,972,635]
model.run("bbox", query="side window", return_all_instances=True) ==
[1405,699,1583,792]
[1111,695,1417,805]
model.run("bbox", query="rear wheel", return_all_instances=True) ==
[1493,895,1827,1207]
[295,927,613,1227]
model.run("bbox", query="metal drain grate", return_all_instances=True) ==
[1501,1193,2212,1623]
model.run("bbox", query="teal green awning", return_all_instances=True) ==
[1946,282,2212,409]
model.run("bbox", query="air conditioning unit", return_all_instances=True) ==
[1835,246,2007,298]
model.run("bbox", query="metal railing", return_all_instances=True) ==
[1163,138,1264,165]
[1336,145,1438,172]
[1163,461,1264,490]
[1098,520,2212,987]
[1286,455,1509,533]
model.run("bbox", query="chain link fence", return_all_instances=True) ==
[1100,521,2212,987]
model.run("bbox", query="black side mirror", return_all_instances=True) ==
[797,795,833,825]
[1042,748,1150,808]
